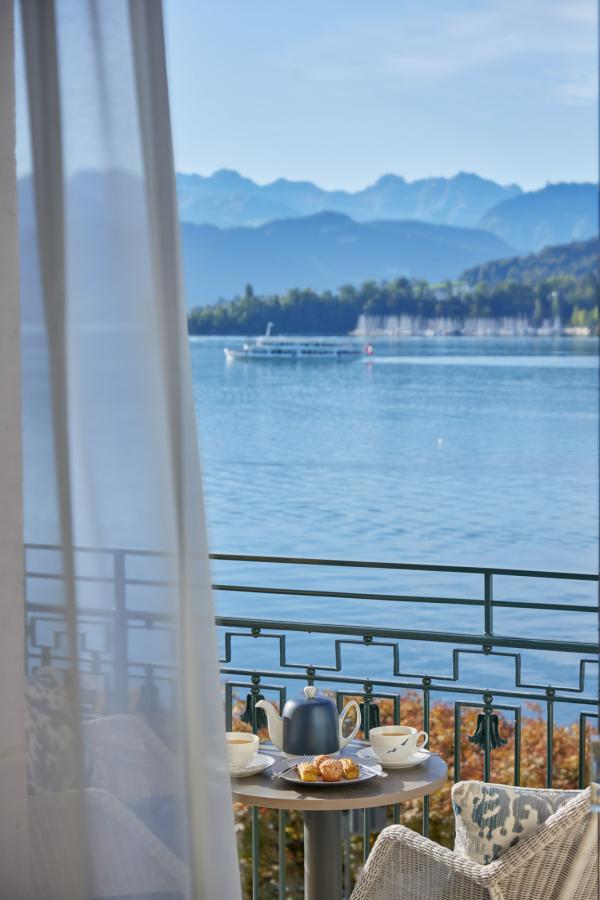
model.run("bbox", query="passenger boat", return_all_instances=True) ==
[224,323,373,362]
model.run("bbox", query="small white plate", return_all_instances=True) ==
[356,746,432,769]
[230,753,275,778]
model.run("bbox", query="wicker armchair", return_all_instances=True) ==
[351,788,597,900]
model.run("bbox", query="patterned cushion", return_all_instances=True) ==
[26,667,80,794]
[452,780,579,864]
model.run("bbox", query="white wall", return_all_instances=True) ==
[0,0,28,890]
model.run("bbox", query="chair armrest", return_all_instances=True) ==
[350,826,490,900]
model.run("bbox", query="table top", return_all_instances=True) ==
[230,748,448,812]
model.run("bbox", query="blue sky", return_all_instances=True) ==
[164,0,598,191]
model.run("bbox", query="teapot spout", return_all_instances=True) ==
[255,699,283,750]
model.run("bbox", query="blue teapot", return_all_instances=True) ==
[256,687,361,756]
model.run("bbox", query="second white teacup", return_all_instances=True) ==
[369,725,428,763]
[226,731,259,770]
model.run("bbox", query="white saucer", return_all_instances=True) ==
[229,753,275,778]
[356,746,431,769]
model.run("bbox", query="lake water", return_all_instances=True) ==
[191,337,598,710]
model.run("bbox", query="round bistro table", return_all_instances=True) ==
[231,750,447,900]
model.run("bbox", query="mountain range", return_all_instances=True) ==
[176,170,598,252]
[180,213,514,305]
[176,170,521,230]
[17,170,598,309]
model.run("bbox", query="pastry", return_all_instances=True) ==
[297,761,318,782]
[340,757,359,779]
[319,759,343,782]
[314,754,331,773]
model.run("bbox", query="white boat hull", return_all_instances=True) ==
[224,329,373,361]
[224,347,363,361]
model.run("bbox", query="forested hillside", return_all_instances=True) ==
[462,238,598,285]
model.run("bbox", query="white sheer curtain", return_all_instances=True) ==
[5,0,241,897]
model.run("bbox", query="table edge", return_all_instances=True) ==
[231,756,448,811]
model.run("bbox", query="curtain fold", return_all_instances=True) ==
[21,5,88,892]
[14,1,242,897]
[0,0,28,893]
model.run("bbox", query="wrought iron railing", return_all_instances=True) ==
[25,544,599,899]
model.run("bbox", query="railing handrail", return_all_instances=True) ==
[25,600,598,654]
[210,552,599,581]
[211,582,598,613]
[25,542,598,581]
[25,573,599,615]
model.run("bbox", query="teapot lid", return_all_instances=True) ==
[283,685,335,715]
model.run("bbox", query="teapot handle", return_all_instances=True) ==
[339,699,361,748]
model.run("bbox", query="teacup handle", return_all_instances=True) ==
[416,731,428,749]
[339,699,361,748]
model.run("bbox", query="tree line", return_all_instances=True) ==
[187,273,599,335]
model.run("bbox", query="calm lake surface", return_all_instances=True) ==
[191,337,598,708]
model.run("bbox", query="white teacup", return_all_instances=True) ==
[226,731,259,770]
[369,725,428,763]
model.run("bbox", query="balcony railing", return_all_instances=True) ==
[25,544,599,899]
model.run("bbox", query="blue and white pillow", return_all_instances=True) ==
[452,780,579,864]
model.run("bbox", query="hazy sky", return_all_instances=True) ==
[164,0,598,191]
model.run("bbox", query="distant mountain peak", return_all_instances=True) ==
[260,210,353,235]
[298,210,352,225]
[479,182,599,251]
[209,168,256,187]
[374,173,407,187]
[266,176,323,191]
